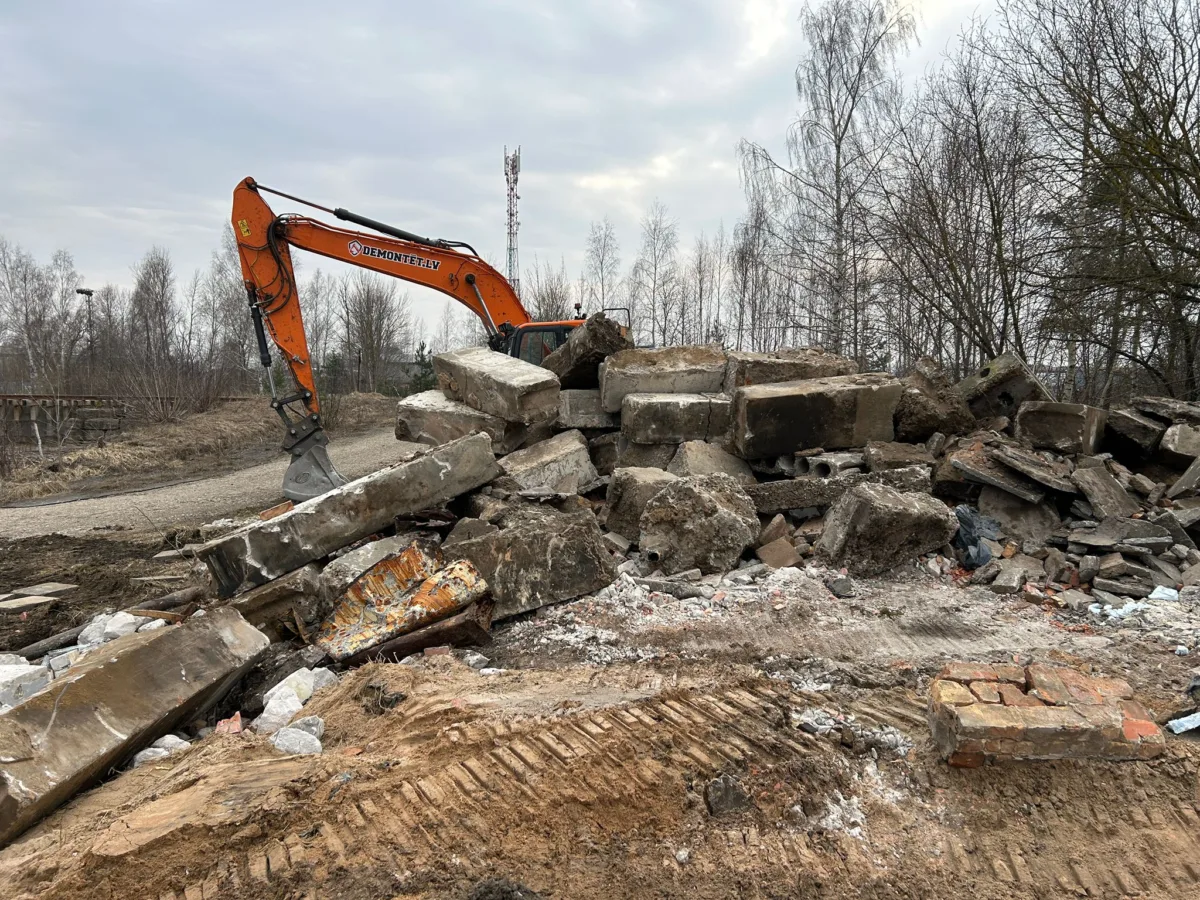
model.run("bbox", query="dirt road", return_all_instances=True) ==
[0,429,403,540]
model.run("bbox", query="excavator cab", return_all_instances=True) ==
[508,322,579,364]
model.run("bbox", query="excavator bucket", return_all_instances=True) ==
[283,443,347,502]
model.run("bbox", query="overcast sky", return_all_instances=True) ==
[0,0,986,335]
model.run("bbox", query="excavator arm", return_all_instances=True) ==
[232,176,533,500]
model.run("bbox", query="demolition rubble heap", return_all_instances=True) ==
[6,310,1200,845]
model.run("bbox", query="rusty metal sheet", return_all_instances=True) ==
[316,547,488,661]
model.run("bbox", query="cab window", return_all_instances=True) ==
[516,328,567,365]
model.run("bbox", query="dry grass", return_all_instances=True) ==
[0,392,396,504]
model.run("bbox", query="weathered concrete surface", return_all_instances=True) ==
[395,390,525,453]
[817,484,957,576]
[499,429,599,493]
[639,474,760,575]
[802,452,866,476]
[723,348,856,390]
[318,533,431,606]
[446,511,617,618]
[957,353,1052,419]
[605,467,679,541]
[1015,402,1106,455]
[600,346,728,413]
[0,608,268,848]
[756,537,801,569]
[989,444,1077,494]
[1134,396,1200,426]
[558,389,615,430]
[732,373,902,458]
[588,432,620,476]
[894,357,976,442]
[230,563,323,639]
[621,393,730,444]
[1071,466,1140,519]
[667,441,756,485]
[540,312,633,389]
[946,446,1045,504]
[978,486,1062,545]
[746,465,932,515]
[1161,424,1200,466]
[1104,408,1167,461]
[435,346,560,424]
[199,434,500,597]
[863,441,934,472]
[1168,456,1200,500]
[617,439,678,470]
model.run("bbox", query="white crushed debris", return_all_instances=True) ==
[271,726,323,755]
[254,686,304,735]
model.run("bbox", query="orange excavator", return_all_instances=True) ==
[232,177,587,501]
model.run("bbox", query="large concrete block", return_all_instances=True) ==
[1161,424,1200,466]
[599,346,728,413]
[499,429,599,493]
[732,373,902,458]
[863,441,934,472]
[639,474,759,575]
[957,353,1051,419]
[395,390,526,453]
[1015,402,1107,455]
[540,312,632,389]
[558,389,615,430]
[667,441,756,485]
[0,608,268,848]
[589,432,620,476]
[617,438,678,470]
[446,511,617,618]
[1134,396,1200,426]
[621,393,730,444]
[1104,408,1166,461]
[723,348,856,390]
[434,346,560,424]
[978,486,1061,545]
[817,484,957,576]
[198,434,501,597]
[605,467,679,541]
[318,533,431,604]
[894,358,975,442]
[230,563,323,640]
[1071,467,1140,519]
[746,465,932,514]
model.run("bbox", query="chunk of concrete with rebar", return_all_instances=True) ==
[198,434,501,597]
[621,393,731,444]
[540,311,633,389]
[435,346,561,424]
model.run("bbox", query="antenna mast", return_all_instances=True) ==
[504,145,521,297]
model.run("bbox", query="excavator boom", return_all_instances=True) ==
[231,177,539,501]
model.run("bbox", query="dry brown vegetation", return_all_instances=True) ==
[0,393,396,504]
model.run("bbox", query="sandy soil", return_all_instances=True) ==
[0,428,402,540]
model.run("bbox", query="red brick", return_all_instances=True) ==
[931,679,975,707]
[1072,704,1124,741]
[1055,668,1105,705]
[969,681,1002,703]
[1091,675,1134,701]
[947,750,985,768]
[997,683,1044,708]
[1012,706,1089,742]
[423,645,452,657]
[993,664,1027,687]
[1026,664,1073,706]
[954,703,1027,741]
[1119,700,1161,743]
[938,662,999,684]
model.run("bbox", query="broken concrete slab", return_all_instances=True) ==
[621,392,730,444]
[499,429,599,493]
[394,390,526,454]
[1168,456,1200,499]
[989,444,1077,494]
[801,451,866,477]
[756,537,802,569]
[443,517,500,548]
[0,596,56,613]
[599,345,728,413]
[11,583,76,598]
[638,474,760,575]
[1071,467,1140,519]
[0,664,51,708]
[1134,396,1200,426]
[319,534,428,605]
[617,438,678,470]
[816,484,958,577]
[434,346,560,424]
[446,511,617,619]
[0,607,268,848]
[948,447,1045,504]
[732,373,902,458]
[558,389,616,429]
[1014,402,1106,455]
[1104,408,1167,462]
[722,347,856,390]
[1161,424,1200,466]
[956,353,1052,419]
[990,555,1046,594]
[757,513,791,547]
[199,433,500,597]
[343,599,494,665]
[605,467,679,541]
[229,564,323,641]
[666,440,756,485]
[863,441,934,472]
[746,465,932,515]
[588,432,620,476]
[977,486,1062,545]
[894,358,975,442]
[540,311,633,389]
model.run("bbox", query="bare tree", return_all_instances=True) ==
[523,256,575,322]
[585,218,622,312]
[629,201,681,345]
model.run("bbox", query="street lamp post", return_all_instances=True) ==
[75,288,94,383]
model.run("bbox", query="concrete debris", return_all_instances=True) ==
[0,608,268,847]
[1134,395,1200,425]
[557,389,615,429]
[540,311,633,389]
[946,446,1045,504]
[616,438,678,470]
[231,563,323,639]
[894,357,975,442]
[11,583,76,598]
[704,774,751,816]
[816,484,958,577]
[605,467,679,542]
[499,429,600,494]
[1168,456,1200,500]
[757,513,791,548]
[863,441,933,472]
[1070,466,1140,519]
[989,444,1076,494]
[799,451,865,477]
[732,373,902,459]
[444,517,499,548]
[667,440,756,485]
[621,392,730,444]
[977,486,1061,545]
[599,345,728,413]
[199,433,499,597]
[394,389,525,454]
[756,537,802,569]
[1104,408,1166,461]
[747,465,932,515]
[639,474,759,575]
[271,726,323,755]
[0,664,51,709]
[723,348,856,390]
[342,600,494,665]
[956,353,1052,419]
[131,748,169,768]
[1014,402,1106,455]
[434,346,560,424]
[254,685,304,735]
[588,432,620,476]
[1162,424,1200,467]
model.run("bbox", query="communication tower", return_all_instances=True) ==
[504,146,521,297]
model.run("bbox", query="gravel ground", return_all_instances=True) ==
[0,428,403,539]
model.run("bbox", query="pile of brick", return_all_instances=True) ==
[928,661,1165,767]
